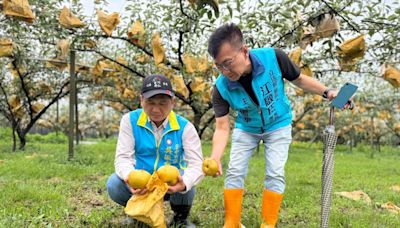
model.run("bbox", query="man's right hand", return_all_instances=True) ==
[210,156,223,177]
[209,115,230,177]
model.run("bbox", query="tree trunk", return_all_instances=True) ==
[12,125,16,152]
[193,112,201,133]
[18,132,26,150]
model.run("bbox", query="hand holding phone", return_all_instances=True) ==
[330,83,358,109]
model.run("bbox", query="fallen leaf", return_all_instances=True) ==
[390,185,400,192]
[335,190,371,204]
[380,202,400,214]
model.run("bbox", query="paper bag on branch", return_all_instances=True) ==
[288,48,313,76]
[338,57,358,72]
[201,84,212,103]
[37,119,53,129]
[337,34,365,71]
[152,33,166,65]
[314,13,340,38]
[109,102,125,112]
[183,54,197,73]
[125,172,168,228]
[337,34,365,60]
[301,64,313,77]
[382,64,400,88]
[172,75,189,98]
[190,77,206,93]
[299,25,317,49]
[32,103,44,114]
[0,38,13,57]
[128,20,146,48]
[3,0,35,23]
[183,54,212,74]
[9,95,20,109]
[288,47,302,66]
[59,6,84,29]
[97,10,120,36]
[57,39,70,60]
[91,58,109,78]
[135,54,150,64]
[83,39,97,49]
[123,88,135,99]
[198,55,211,73]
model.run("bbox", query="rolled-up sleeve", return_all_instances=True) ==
[181,121,204,193]
[114,113,136,180]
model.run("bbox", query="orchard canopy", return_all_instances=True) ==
[0,0,399,150]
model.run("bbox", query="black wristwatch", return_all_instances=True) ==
[322,88,333,99]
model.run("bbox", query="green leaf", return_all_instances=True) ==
[227,5,233,19]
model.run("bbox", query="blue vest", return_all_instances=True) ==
[129,109,188,174]
[215,48,292,133]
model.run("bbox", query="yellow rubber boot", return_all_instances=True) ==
[260,189,283,228]
[223,189,245,228]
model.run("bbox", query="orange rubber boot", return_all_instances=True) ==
[223,189,245,228]
[260,189,283,228]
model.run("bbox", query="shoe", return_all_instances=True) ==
[169,204,196,228]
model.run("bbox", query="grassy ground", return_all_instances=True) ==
[0,139,399,227]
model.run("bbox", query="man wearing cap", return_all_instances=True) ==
[106,74,203,227]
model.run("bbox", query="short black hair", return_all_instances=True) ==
[207,23,243,59]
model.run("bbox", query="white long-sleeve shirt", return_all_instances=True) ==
[114,112,204,192]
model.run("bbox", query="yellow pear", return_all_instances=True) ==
[202,158,218,176]
[127,169,151,189]
[157,165,180,186]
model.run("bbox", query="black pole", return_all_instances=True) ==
[75,75,79,145]
[56,100,59,136]
[68,49,76,160]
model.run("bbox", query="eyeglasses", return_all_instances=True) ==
[215,48,242,72]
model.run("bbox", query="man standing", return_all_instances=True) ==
[106,74,203,227]
[208,23,346,227]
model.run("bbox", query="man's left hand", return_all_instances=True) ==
[167,176,186,193]
[327,89,354,110]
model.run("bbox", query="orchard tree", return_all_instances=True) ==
[1,0,400,151]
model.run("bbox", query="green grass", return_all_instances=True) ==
[0,140,399,227]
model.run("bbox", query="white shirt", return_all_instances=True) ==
[114,112,204,192]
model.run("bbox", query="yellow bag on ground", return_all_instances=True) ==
[125,172,168,228]
[59,6,84,29]
[3,0,35,23]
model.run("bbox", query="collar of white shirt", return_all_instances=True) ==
[148,115,170,130]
